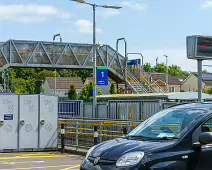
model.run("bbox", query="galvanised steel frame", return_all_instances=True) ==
[0,40,126,80]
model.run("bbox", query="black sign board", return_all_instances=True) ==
[186,35,212,60]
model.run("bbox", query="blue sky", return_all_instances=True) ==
[1,0,212,72]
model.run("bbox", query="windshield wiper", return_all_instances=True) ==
[125,135,156,141]
[125,135,143,139]
[156,136,179,140]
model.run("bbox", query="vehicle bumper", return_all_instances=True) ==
[80,158,146,170]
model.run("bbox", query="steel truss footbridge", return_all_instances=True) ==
[0,40,163,94]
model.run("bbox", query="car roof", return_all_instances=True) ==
[168,102,212,109]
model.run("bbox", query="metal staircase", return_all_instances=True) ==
[126,67,165,93]
[126,69,150,93]
[140,71,165,93]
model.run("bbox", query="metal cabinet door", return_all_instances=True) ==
[19,95,39,150]
[39,95,58,149]
[0,95,18,150]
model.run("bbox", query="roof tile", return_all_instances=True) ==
[46,77,84,90]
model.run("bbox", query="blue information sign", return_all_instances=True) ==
[4,114,13,120]
[97,68,108,86]
[127,59,141,66]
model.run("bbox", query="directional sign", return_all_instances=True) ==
[97,68,108,86]
[187,35,212,60]
[127,59,141,66]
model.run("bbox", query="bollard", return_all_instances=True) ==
[61,123,65,153]
[94,126,98,145]
[123,126,127,135]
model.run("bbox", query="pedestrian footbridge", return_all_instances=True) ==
[0,40,164,93]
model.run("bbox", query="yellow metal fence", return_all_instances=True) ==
[58,119,142,149]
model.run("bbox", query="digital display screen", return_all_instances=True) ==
[197,37,212,57]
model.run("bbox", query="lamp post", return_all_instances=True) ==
[163,55,168,93]
[156,57,158,68]
[71,0,122,117]
[52,34,61,96]
[116,38,127,93]
[127,53,144,78]
[54,69,56,95]
[53,33,62,42]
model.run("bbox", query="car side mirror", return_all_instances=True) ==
[199,132,212,145]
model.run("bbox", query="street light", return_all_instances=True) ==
[52,34,61,95]
[163,55,168,93]
[53,33,62,42]
[71,0,122,117]
[116,38,127,93]
[127,53,144,77]
[54,69,56,95]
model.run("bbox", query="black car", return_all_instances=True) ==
[80,103,212,170]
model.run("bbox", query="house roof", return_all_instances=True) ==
[150,73,184,85]
[46,77,84,90]
[192,72,212,81]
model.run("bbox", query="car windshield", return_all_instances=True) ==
[127,108,207,140]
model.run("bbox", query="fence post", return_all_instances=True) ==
[76,121,78,150]
[94,125,98,145]
[123,126,127,135]
[100,122,102,143]
[61,123,65,153]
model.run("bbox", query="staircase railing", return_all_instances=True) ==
[126,69,149,93]
[141,72,165,93]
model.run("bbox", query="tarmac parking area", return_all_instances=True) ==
[0,152,84,170]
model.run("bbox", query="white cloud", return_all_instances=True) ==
[76,20,103,34]
[201,0,212,9]
[97,9,120,18]
[0,4,73,24]
[120,1,148,12]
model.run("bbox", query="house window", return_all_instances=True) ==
[169,87,175,92]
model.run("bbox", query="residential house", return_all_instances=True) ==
[44,77,84,97]
[181,73,212,92]
[148,73,184,92]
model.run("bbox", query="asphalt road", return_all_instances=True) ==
[0,152,84,170]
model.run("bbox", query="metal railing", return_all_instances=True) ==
[141,72,165,93]
[126,69,148,93]
[58,118,142,150]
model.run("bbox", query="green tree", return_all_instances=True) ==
[117,87,121,94]
[38,70,60,81]
[68,84,78,100]
[154,63,167,73]
[110,82,117,94]
[143,63,153,72]
[58,69,92,83]
[58,69,77,77]
[168,65,189,77]
[203,88,212,94]
[13,68,37,79]
[203,69,209,74]
[12,78,35,94]
[79,81,102,100]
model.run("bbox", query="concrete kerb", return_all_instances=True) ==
[58,146,87,156]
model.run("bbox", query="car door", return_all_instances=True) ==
[193,117,212,170]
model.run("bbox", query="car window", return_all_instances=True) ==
[127,108,205,140]
[192,116,212,143]
[202,118,212,133]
